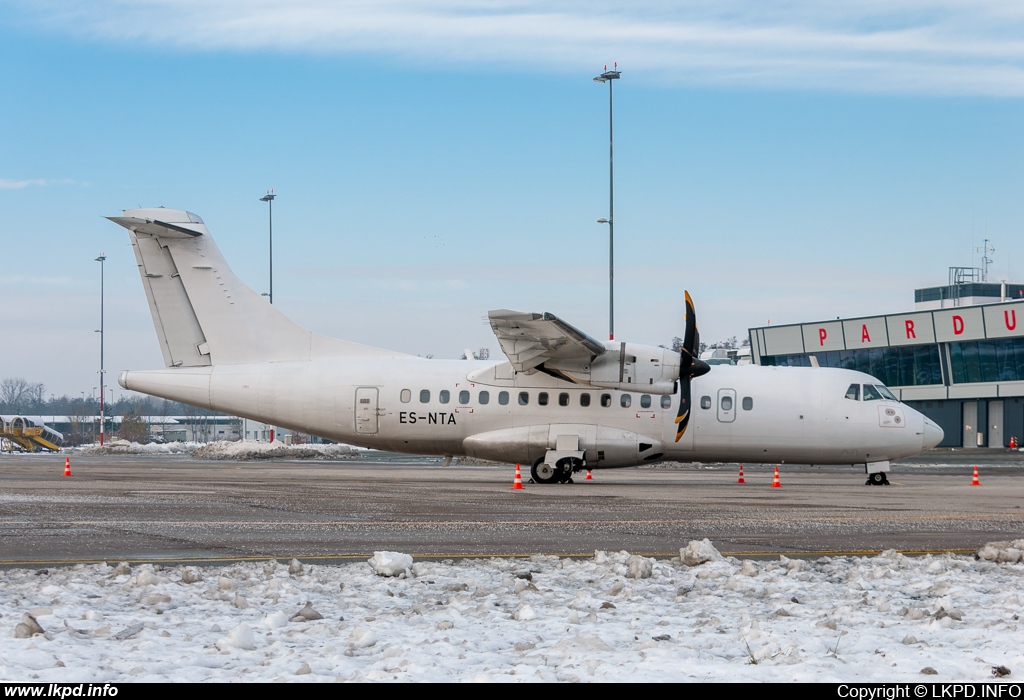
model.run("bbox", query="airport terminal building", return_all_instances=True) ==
[748,284,1024,449]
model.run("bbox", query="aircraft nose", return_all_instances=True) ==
[922,418,943,449]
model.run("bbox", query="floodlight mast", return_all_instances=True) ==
[95,253,106,446]
[260,190,276,303]
[593,64,620,341]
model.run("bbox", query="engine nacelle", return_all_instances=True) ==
[462,423,666,467]
[545,342,680,395]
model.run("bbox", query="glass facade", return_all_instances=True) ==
[916,283,1024,303]
[761,344,943,387]
[949,337,1024,383]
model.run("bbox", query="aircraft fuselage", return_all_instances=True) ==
[120,360,937,469]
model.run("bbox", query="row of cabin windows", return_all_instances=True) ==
[399,389,673,409]
[699,395,755,411]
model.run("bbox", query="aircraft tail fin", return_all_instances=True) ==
[110,207,406,367]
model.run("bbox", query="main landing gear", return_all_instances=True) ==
[866,472,890,486]
[531,456,584,484]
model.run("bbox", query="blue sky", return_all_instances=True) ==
[2,1,1023,397]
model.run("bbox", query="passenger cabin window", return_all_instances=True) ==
[640,394,651,409]
[459,390,470,404]
[601,394,612,407]
[580,393,591,407]
[498,391,509,405]
[479,391,490,405]
[439,390,450,404]
[518,392,529,406]
[845,384,860,401]
[538,392,549,406]
[661,395,672,409]
[558,393,570,406]
[400,389,411,403]
[420,389,430,403]
[862,384,882,401]
[720,395,733,411]
[742,396,753,411]
[621,394,632,408]
[700,395,712,409]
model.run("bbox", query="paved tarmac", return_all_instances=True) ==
[1,450,1022,565]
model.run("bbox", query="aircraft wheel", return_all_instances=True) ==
[556,457,583,484]
[867,472,887,486]
[530,457,560,484]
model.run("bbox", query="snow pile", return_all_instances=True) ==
[368,551,414,578]
[72,440,360,460]
[1,541,1022,682]
[679,538,723,566]
[216,623,256,651]
[74,440,200,455]
[976,540,1024,563]
[190,441,360,461]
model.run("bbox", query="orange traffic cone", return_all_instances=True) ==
[63,457,72,477]
[737,464,746,484]
[511,463,525,490]
[771,465,781,488]
[585,469,593,481]
[971,465,980,486]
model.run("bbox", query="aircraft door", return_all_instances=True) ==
[717,389,736,423]
[355,387,380,435]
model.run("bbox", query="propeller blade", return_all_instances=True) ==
[675,376,691,441]
[682,291,697,361]
[675,290,710,442]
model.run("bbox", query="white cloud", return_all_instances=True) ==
[0,178,75,190]
[0,178,49,190]
[12,0,1024,95]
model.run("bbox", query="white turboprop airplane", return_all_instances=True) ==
[111,208,943,486]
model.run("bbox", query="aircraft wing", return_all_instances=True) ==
[487,310,606,373]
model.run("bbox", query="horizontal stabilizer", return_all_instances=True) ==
[107,216,204,239]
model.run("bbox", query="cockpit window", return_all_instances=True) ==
[862,384,883,401]
[845,383,860,401]
[876,385,898,401]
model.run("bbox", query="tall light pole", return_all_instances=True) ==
[95,253,106,446]
[260,189,276,304]
[594,63,620,341]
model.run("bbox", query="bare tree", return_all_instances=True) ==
[1,378,30,413]
[26,382,45,412]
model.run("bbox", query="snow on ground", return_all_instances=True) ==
[188,441,360,461]
[70,440,200,456]
[69,440,361,460]
[2,541,1023,682]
